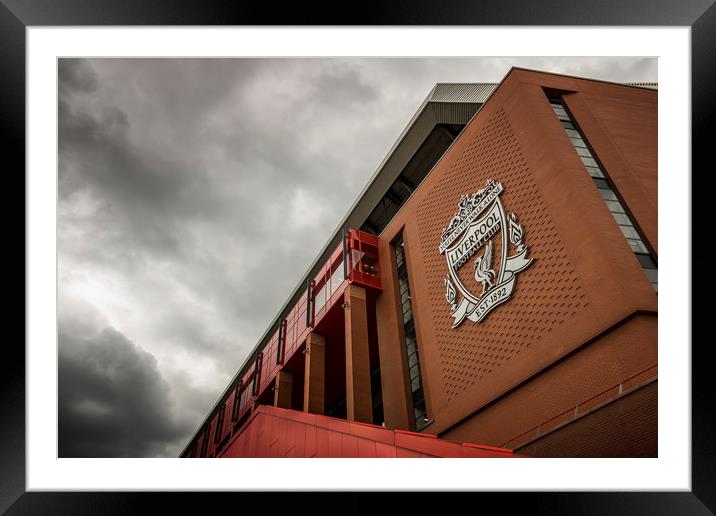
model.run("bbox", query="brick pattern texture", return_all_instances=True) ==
[416,108,589,400]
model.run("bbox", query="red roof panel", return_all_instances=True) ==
[218,405,524,458]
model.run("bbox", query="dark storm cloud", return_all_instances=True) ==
[58,57,657,457]
[59,59,98,96]
[58,326,192,457]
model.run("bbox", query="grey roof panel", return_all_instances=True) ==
[429,102,483,125]
[429,83,498,103]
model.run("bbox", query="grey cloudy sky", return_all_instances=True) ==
[57,57,657,457]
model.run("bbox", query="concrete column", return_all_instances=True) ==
[344,284,373,424]
[303,332,325,414]
[273,369,293,409]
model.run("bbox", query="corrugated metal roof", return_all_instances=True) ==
[428,81,656,103]
[428,102,483,125]
[429,83,498,103]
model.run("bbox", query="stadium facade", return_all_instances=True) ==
[180,68,657,458]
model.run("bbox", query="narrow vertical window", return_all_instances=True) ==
[251,351,262,396]
[394,235,429,431]
[200,424,210,457]
[214,404,225,444]
[276,319,286,365]
[231,382,240,421]
[548,96,658,291]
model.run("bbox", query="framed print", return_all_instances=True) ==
[3,0,712,513]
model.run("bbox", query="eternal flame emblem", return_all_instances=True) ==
[439,179,533,328]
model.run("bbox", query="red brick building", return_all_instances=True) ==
[180,68,657,458]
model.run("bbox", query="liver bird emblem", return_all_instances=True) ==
[474,240,496,296]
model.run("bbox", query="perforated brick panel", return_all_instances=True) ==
[416,108,589,400]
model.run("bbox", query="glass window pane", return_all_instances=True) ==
[611,212,632,226]
[592,178,610,189]
[636,253,657,269]
[314,285,326,313]
[576,146,592,158]
[644,268,658,283]
[404,319,415,334]
[407,352,419,368]
[414,404,427,420]
[628,238,649,253]
[606,200,625,213]
[586,166,605,178]
[565,128,580,138]
[330,266,344,295]
[414,415,427,430]
[581,156,599,167]
[598,188,618,201]
[409,363,421,380]
[402,304,412,318]
[561,120,575,130]
[570,137,587,148]
[619,225,641,239]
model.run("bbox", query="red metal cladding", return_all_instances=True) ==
[216,405,522,458]
[346,229,382,290]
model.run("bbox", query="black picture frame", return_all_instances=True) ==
[3,1,710,513]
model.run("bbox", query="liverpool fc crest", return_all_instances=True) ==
[439,179,533,328]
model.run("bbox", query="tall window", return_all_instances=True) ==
[548,97,658,291]
[231,383,240,421]
[394,235,429,431]
[275,319,286,365]
[251,352,262,396]
[214,404,225,444]
[200,424,210,457]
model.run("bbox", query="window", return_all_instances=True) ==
[231,383,240,421]
[548,96,658,292]
[394,235,430,431]
[200,425,210,457]
[251,352,262,396]
[214,404,225,444]
[313,283,327,314]
[275,320,286,365]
